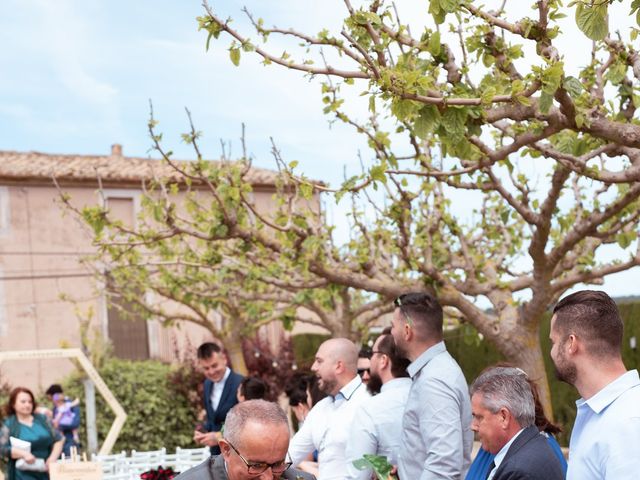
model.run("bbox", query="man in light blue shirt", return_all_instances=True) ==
[550,290,640,479]
[346,328,411,479]
[391,292,473,480]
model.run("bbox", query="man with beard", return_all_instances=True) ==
[345,328,411,480]
[391,292,473,480]
[288,338,370,480]
[550,290,640,479]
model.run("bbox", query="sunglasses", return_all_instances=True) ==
[357,368,370,377]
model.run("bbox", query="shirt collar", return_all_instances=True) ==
[337,374,363,400]
[215,367,231,386]
[380,377,412,393]
[581,369,640,414]
[407,341,446,378]
[493,428,525,471]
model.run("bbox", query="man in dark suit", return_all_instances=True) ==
[194,342,244,455]
[470,367,564,480]
[177,400,315,480]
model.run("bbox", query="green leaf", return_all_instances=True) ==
[369,95,376,114]
[229,47,241,66]
[414,105,439,139]
[539,91,554,114]
[439,0,459,14]
[428,31,441,56]
[575,2,608,41]
[441,107,467,138]
[481,86,496,106]
[563,76,583,98]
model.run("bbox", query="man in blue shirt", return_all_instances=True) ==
[550,290,640,479]
[390,292,473,480]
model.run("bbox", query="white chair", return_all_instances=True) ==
[91,451,128,475]
[175,446,209,472]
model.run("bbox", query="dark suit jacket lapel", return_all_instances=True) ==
[214,371,235,418]
[493,425,540,478]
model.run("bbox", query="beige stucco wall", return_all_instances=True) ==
[0,181,324,393]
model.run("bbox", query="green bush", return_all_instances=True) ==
[63,358,198,452]
[292,333,330,370]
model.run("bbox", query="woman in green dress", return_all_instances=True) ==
[0,387,64,480]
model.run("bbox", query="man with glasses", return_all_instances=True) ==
[345,328,411,479]
[175,399,315,480]
[391,292,473,480]
[357,348,372,386]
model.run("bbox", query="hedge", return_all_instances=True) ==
[63,358,198,452]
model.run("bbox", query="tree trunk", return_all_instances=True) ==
[509,329,554,421]
[225,331,248,375]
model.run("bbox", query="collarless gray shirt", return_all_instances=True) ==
[397,341,473,480]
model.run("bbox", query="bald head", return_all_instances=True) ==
[312,338,359,396]
[320,338,358,373]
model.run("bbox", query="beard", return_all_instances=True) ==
[317,376,338,396]
[367,372,383,395]
[553,355,577,385]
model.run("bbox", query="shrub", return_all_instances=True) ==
[63,358,197,452]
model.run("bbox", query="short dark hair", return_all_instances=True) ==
[4,387,37,417]
[45,384,63,396]
[239,376,267,401]
[394,292,443,341]
[197,342,223,359]
[553,290,623,358]
[376,332,410,378]
[358,347,372,359]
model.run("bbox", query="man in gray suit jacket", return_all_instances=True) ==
[470,367,564,480]
[176,399,315,480]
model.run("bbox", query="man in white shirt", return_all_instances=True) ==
[550,290,640,479]
[345,328,411,480]
[391,292,473,480]
[288,338,370,480]
[470,367,564,480]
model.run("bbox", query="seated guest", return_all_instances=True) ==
[470,367,564,480]
[236,377,267,402]
[175,400,315,480]
[466,366,567,479]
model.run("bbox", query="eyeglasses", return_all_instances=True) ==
[225,440,292,475]
[371,350,386,357]
[357,368,370,377]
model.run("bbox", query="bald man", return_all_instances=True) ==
[288,338,371,480]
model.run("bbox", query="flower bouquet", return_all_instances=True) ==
[140,466,179,480]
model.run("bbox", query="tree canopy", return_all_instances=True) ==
[69,0,640,414]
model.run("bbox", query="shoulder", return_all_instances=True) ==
[228,371,244,385]
[174,457,216,480]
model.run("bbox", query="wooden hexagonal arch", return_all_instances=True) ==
[0,348,127,455]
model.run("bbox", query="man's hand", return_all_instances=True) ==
[193,430,220,447]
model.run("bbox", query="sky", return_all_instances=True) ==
[1,0,638,300]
